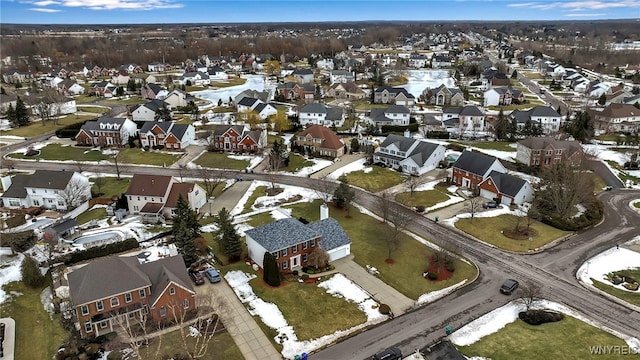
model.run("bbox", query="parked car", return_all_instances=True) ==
[203,268,222,283]
[500,279,519,295]
[483,201,498,209]
[372,347,402,360]
[189,271,205,285]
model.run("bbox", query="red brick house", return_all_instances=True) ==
[451,150,507,190]
[292,124,345,158]
[210,124,266,153]
[67,255,196,338]
[138,121,196,150]
[515,137,584,167]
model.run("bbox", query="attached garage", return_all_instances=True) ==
[327,244,351,262]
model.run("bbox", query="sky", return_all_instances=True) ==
[1,0,639,24]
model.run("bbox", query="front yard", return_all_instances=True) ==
[8,143,110,162]
[395,186,451,209]
[1,114,97,137]
[455,214,571,252]
[193,152,251,170]
[283,153,314,173]
[116,148,182,167]
[342,165,405,193]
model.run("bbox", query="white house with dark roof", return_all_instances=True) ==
[75,117,138,147]
[457,106,486,134]
[131,99,170,122]
[291,68,314,84]
[245,206,351,270]
[369,105,411,126]
[1,170,91,210]
[478,171,534,205]
[374,134,446,175]
[298,103,345,128]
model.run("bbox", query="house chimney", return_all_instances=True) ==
[320,203,329,220]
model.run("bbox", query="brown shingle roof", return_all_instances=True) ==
[599,103,639,118]
[126,174,172,197]
[297,125,344,150]
[518,136,583,157]
[165,183,195,208]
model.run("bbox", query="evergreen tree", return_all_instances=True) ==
[5,103,16,127]
[14,97,29,127]
[21,256,45,288]
[214,208,242,261]
[598,93,606,106]
[493,109,509,140]
[333,175,355,209]
[511,69,518,79]
[154,104,172,122]
[263,252,280,286]
[172,194,199,266]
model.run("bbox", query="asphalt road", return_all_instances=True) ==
[587,159,626,188]
[8,160,640,359]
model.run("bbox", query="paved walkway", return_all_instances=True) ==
[201,180,253,215]
[310,153,365,179]
[195,281,282,360]
[332,255,415,315]
[171,145,207,169]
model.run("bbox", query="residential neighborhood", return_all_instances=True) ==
[1,15,640,360]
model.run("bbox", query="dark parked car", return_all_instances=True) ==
[483,201,499,209]
[203,268,222,283]
[190,271,205,285]
[500,279,519,295]
[372,347,402,360]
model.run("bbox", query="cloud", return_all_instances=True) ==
[28,6,61,11]
[566,12,607,17]
[508,1,640,11]
[24,0,183,10]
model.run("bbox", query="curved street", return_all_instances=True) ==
[6,159,640,359]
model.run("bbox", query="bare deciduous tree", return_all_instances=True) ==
[308,247,330,269]
[466,196,483,224]
[517,282,542,311]
[376,190,393,223]
[538,163,592,218]
[198,167,227,214]
[385,202,412,260]
[404,174,425,197]
[314,180,337,204]
[58,177,91,210]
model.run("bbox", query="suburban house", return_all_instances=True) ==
[480,69,509,90]
[75,117,138,147]
[131,100,171,122]
[141,83,169,100]
[30,97,77,116]
[0,92,18,113]
[208,66,227,81]
[370,105,412,126]
[408,53,429,68]
[176,71,210,86]
[147,62,172,72]
[163,89,189,109]
[516,137,584,167]
[432,54,453,69]
[373,134,446,175]
[509,106,562,134]
[478,171,534,205]
[2,69,33,84]
[298,103,345,128]
[425,85,465,106]
[138,121,196,150]
[451,150,507,190]
[593,103,640,133]
[210,124,267,153]
[457,106,486,134]
[111,70,130,86]
[326,82,366,100]
[276,82,315,101]
[329,70,355,84]
[373,86,416,106]
[234,89,271,105]
[292,124,345,158]
[88,81,116,98]
[125,174,207,221]
[236,97,278,120]
[291,68,315,84]
[483,87,524,107]
[0,170,91,210]
[245,205,351,271]
[57,79,85,96]
[67,255,196,338]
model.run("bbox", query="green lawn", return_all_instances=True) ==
[103,96,146,105]
[242,186,267,214]
[395,188,450,209]
[91,176,131,199]
[0,281,68,360]
[76,105,110,114]
[73,94,99,104]
[194,152,250,170]
[1,114,97,137]
[211,78,247,88]
[284,153,314,173]
[343,165,405,193]
[285,200,478,300]
[76,208,108,225]
[455,214,571,252]
[116,148,182,167]
[8,143,110,162]
[457,315,631,360]
[634,201,640,209]
[450,141,515,152]
[591,268,640,308]
[131,327,243,360]
[245,211,275,227]
[251,274,368,342]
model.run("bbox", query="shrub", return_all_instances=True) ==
[301,274,309,281]
[292,270,299,276]
[21,256,46,288]
[378,304,391,315]
[611,276,624,285]
[518,310,564,325]
[427,272,438,280]
[623,282,639,291]
[445,260,456,272]
[56,238,139,265]
[415,206,425,213]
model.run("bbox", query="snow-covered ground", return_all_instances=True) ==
[441,203,515,226]
[230,180,323,216]
[0,248,25,304]
[326,158,370,180]
[577,237,640,293]
[403,70,456,99]
[450,300,640,351]
[190,75,275,105]
[282,158,333,177]
[225,270,385,359]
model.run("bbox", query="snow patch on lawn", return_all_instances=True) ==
[327,158,367,180]
[577,239,640,293]
[282,158,334,177]
[0,248,24,304]
[416,279,468,305]
[317,273,385,322]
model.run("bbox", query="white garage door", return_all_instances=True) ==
[480,189,497,201]
[328,246,348,262]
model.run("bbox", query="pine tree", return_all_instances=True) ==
[263,252,280,286]
[5,103,16,127]
[14,96,29,127]
[598,93,606,106]
[494,109,509,140]
[21,256,45,288]
[172,194,199,266]
[333,175,355,209]
[214,208,242,261]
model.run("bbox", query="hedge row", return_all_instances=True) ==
[55,238,139,265]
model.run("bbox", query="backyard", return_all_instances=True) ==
[1,114,96,137]
[90,176,131,199]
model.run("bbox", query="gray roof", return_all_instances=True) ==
[2,170,74,198]
[459,106,484,116]
[509,109,530,124]
[443,106,462,114]
[300,103,343,121]
[385,105,410,114]
[453,150,501,176]
[145,83,164,94]
[517,137,582,156]
[49,218,79,234]
[486,171,527,197]
[292,69,313,75]
[306,218,351,251]
[212,124,246,136]
[530,106,560,118]
[238,97,259,107]
[378,134,442,166]
[245,218,319,252]
[140,121,171,133]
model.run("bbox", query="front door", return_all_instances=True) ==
[291,255,301,269]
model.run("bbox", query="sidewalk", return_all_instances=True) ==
[332,255,415,315]
[310,153,364,179]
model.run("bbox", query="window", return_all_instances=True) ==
[546,150,552,155]
[282,261,288,269]
[139,289,146,298]
[302,254,308,263]
[159,306,167,317]
[292,244,298,253]
[100,321,108,329]
[81,305,89,315]
[281,248,288,257]
[96,300,104,311]
[85,322,93,333]
[311,239,316,247]
[183,299,190,309]
[125,293,132,303]
[110,297,119,307]
[169,287,176,296]
[129,312,136,319]
[302,241,308,250]
[272,251,278,259]
[556,149,562,155]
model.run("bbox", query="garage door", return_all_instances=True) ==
[480,189,497,201]
[329,246,348,262]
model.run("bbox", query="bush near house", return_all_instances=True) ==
[55,238,139,265]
